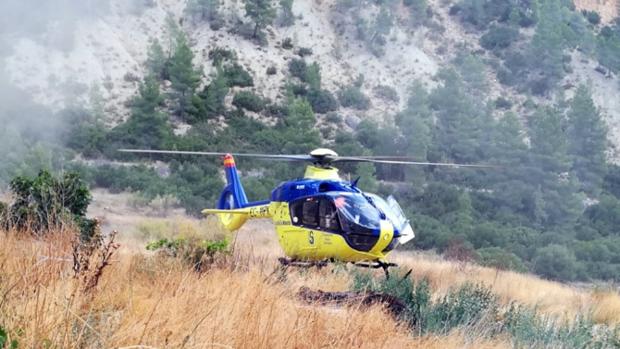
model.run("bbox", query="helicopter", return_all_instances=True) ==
[119,148,494,274]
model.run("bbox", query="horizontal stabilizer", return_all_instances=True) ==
[201,208,251,215]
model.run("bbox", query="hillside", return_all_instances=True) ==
[3,0,620,287]
[3,0,620,149]
[1,220,619,348]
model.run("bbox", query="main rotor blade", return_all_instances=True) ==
[118,149,312,161]
[335,156,500,168]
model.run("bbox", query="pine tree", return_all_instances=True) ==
[567,85,608,195]
[395,82,432,183]
[278,0,295,27]
[110,75,172,149]
[244,0,276,39]
[281,97,321,153]
[204,68,229,116]
[428,68,487,164]
[145,38,167,79]
[186,0,220,22]
[529,0,565,94]
[168,32,201,121]
[527,106,580,226]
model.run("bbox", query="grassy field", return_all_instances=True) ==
[1,220,619,348]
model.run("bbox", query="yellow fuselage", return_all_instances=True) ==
[206,166,396,263]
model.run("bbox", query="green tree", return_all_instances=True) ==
[278,0,295,27]
[186,0,220,22]
[280,97,321,153]
[533,244,578,281]
[168,32,201,121]
[355,162,378,192]
[566,85,608,196]
[405,0,428,27]
[196,68,229,119]
[428,68,491,164]
[145,38,167,79]
[528,106,580,226]
[4,170,96,240]
[244,0,276,39]
[108,75,173,150]
[395,82,432,183]
[528,0,566,94]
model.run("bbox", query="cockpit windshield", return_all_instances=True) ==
[333,193,382,231]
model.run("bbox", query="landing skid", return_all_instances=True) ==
[278,257,329,269]
[354,261,398,278]
[278,258,398,277]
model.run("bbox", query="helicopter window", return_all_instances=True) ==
[335,194,382,231]
[301,198,319,226]
[319,199,340,231]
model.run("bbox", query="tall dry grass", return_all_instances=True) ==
[392,252,620,324]
[0,229,511,349]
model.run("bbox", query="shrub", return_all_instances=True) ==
[494,97,512,109]
[307,88,338,113]
[209,47,236,65]
[533,244,578,281]
[480,24,519,51]
[282,37,293,49]
[582,10,601,25]
[373,84,399,102]
[288,58,307,80]
[297,47,313,57]
[325,112,342,124]
[146,236,230,272]
[223,63,254,87]
[232,91,265,112]
[338,86,370,110]
[477,247,526,272]
[266,66,277,75]
[2,170,97,240]
[0,326,19,349]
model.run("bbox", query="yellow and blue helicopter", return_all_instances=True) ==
[120,148,492,274]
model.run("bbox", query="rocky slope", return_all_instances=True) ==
[3,0,620,156]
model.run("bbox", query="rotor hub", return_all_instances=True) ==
[309,148,338,167]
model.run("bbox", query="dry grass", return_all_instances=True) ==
[0,229,512,349]
[3,218,619,348]
[392,252,620,324]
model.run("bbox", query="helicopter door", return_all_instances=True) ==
[386,195,415,244]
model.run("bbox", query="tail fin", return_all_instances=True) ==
[218,154,249,209]
[213,154,249,231]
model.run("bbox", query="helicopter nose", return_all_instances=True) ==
[369,220,394,255]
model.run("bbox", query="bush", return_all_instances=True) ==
[266,66,277,75]
[146,236,230,272]
[288,58,307,80]
[232,91,265,112]
[477,247,526,272]
[282,37,293,49]
[209,47,236,66]
[223,63,254,87]
[307,89,338,113]
[373,84,399,102]
[494,97,512,109]
[338,86,370,110]
[297,47,313,57]
[582,10,601,25]
[533,244,578,281]
[3,170,97,240]
[480,24,519,51]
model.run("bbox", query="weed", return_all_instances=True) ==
[146,236,230,272]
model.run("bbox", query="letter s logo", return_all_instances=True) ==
[308,231,314,245]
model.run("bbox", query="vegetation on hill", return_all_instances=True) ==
[3,0,620,284]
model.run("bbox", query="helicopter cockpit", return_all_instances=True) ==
[289,192,413,252]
